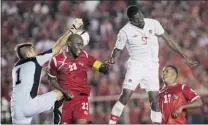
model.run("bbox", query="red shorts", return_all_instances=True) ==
[61,95,91,123]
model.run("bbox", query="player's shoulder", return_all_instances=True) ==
[14,57,36,67]
[145,18,160,24]
[50,52,65,66]
[120,22,131,32]
[175,83,191,90]
[54,52,64,60]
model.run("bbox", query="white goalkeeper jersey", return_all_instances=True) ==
[11,49,52,105]
[115,18,164,64]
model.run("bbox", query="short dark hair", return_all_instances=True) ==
[14,43,33,59]
[127,5,140,18]
[167,65,178,77]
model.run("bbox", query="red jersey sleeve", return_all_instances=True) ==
[182,84,199,102]
[47,57,58,78]
[88,55,96,67]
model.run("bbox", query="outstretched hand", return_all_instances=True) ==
[172,105,184,118]
[185,58,198,68]
[107,56,115,64]
[63,91,74,101]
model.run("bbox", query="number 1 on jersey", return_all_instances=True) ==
[16,68,21,85]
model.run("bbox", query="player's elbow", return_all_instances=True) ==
[195,98,203,107]
[197,98,203,107]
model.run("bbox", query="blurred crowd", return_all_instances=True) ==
[1,0,208,124]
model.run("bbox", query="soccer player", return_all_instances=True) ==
[11,18,83,124]
[47,34,110,124]
[159,65,203,124]
[108,5,198,124]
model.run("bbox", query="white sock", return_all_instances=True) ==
[150,110,162,123]
[109,101,125,124]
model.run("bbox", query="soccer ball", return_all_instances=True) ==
[75,29,90,47]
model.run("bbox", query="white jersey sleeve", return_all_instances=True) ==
[36,49,53,66]
[154,20,165,35]
[115,30,128,50]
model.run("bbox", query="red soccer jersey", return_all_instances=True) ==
[48,50,96,97]
[159,83,199,124]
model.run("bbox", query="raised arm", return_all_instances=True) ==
[160,31,198,68]
[52,18,83,56]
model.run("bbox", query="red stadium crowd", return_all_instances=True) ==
[1,1,208,124]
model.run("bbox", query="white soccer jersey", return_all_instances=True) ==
[11,49,53,105]
[115,18,164,64]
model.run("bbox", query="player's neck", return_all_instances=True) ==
[64,51,74,58]
[130,22,145,29]
[64,51,79,59]
[165,81,176,86]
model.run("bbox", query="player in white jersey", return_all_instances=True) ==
[10,18,83,124]
[108,5,198,124]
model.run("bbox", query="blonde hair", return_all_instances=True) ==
[14,42,33,59]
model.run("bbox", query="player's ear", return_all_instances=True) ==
[67,41,72,47]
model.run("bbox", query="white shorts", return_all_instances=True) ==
[123,60,159,92]
[11,91,57,124]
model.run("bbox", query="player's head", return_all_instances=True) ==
[127,5,145,28]
[66,34,84,57]
[14,43,37,59]
[161,65,178,85]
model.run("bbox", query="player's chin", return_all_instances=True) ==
[75,52,81,57]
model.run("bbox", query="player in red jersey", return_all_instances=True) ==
[47,34,110,124]
[159,65,203,124]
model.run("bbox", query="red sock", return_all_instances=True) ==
[110,114,119,122]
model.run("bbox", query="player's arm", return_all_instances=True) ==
[153,19,197,68]
[160,31,198,67]
[47,58,73,100]
[160,31,186,59]
[35,18,83,66]
[181,98,202,110]
[47,74,73,100]
[172,97,202,118]
[172,85,203,118]
[51,18,83,56]
[92,60,110,74]
[108,30,127,64]
[41,67,47,78]
[86,53,110,74]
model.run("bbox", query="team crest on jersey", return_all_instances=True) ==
[149,30,152,34]
[173,94,178,100]
[61,64,67,69]
[78,62,84,67]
